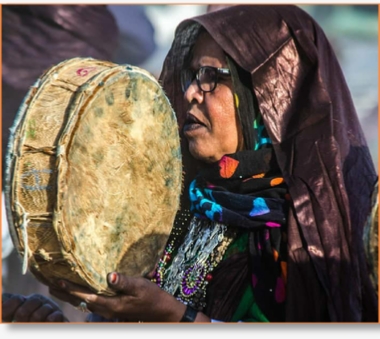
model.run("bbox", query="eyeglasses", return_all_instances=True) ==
[180,66,231,93]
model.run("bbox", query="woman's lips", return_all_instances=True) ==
[183,113,206,133]
[183,122,204,132]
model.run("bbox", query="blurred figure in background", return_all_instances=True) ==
[108,5,156,67]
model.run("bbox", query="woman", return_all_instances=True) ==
[2,5,378,323]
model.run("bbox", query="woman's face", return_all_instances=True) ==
[182,32,242,163]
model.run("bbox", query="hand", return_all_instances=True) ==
[2,292,68,323]
[50,272,189,322]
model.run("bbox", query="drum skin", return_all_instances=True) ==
[5,58,182,296]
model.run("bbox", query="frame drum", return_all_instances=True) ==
[5,58,182,296]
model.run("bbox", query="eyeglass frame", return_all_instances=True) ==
[180,66,231,93]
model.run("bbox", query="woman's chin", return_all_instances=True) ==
[188,146,221,164]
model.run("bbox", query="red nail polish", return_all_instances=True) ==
[109,272,118,284]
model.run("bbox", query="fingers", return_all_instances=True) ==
[28,303,55,322]
[55,281,97,305]
[12,296,48,322]
[2,293,26,322]
[106,272,187,322]
[56,274,158,321]
[2,293,67,323]
[56,277,126,319]
[49,287,83,307]
[54,281,105,315]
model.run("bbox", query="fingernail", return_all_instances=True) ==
[108,272,118,285]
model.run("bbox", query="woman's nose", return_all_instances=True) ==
[184,81,204,103]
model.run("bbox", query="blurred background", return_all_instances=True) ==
[2,4,378,322]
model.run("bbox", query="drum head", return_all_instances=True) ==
[5,58,182,295]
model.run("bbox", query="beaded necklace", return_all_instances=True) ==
[152,210,235,311]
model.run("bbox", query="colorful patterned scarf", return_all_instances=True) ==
[190,149,288,230]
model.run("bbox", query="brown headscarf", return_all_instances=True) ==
[160,5,378,322]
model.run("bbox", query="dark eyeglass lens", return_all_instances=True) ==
[181,69,194,92]
[198,67,217,92]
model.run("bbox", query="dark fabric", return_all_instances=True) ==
[160,5,378,322]
[285,205,330,321]
[205,251,250,321]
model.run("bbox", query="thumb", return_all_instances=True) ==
[107,272,139,294]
